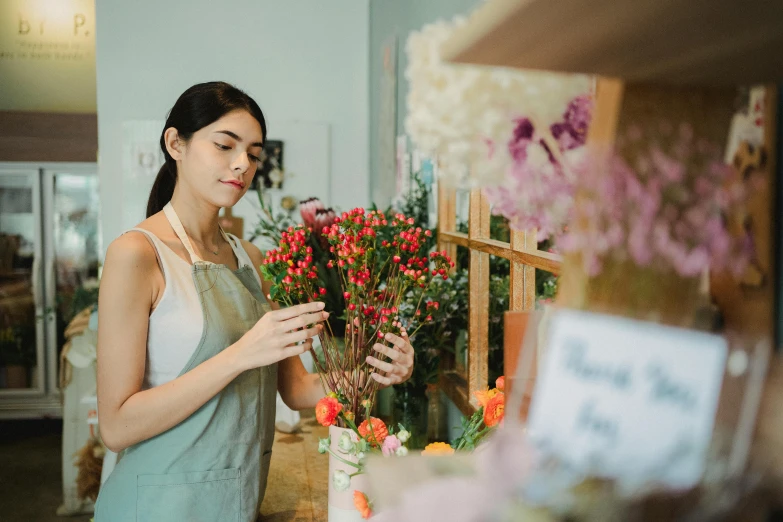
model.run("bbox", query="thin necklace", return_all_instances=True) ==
[184,229,221,256]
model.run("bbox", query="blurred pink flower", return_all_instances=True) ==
[299,197,324,229]
[381,434,401,457]
[560,123,749,278]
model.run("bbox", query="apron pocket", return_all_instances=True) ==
[137,467,240,522]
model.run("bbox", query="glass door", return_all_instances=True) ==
[43,168,101,393]
[0,170,46,395]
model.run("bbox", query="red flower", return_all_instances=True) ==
[315,396,342,426]
[495,376,505,391]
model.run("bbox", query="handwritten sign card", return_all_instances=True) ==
[527,309,727,490]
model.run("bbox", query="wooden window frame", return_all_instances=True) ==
[437,185,562,415]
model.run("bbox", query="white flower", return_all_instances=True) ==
[357,452,367,466]
[332,470,351,492]
[318,437,330,454]
[395,446,409,457]
[338,432,355,453]
[397,429,411,444]
[405,15,591,189]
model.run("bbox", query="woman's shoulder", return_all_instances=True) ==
[105,231,158,273]
[105,214,169,271]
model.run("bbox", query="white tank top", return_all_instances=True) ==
[129,217,262,389]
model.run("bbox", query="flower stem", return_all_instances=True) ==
[327,448,362,469]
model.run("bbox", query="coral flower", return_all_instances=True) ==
[315,396,342,427]
[421,442,455,456]
[473,387,500,408]
[358,417,388,446]
[353,490,373,519]
[483,392,505,428]
[495,376,505,392]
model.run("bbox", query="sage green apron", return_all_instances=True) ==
[94,203,276,522]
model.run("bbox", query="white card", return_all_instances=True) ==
[527,309,727,490]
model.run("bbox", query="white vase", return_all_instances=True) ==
[328,425,369,522]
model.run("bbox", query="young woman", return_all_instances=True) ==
[94,82,414,522]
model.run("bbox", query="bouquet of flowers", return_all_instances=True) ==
[260,207,454,422]
[314,397,412,519]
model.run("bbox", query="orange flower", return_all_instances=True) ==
[353,490,372,519]
[483,392,505,428]
[315,396,342,427]
[473,387,500,408]
[495,376,505,392]
[358,417,388,446]
[421,442,455,456]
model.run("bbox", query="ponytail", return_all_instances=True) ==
[144,81,267,218]
[146,161,176,218]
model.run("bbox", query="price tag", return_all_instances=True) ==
[527,309,727,489]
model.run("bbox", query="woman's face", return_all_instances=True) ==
[176,109,264,208]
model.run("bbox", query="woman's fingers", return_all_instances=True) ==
[281,311,329,331]
[271,301,325,321]
[283,339,313,358]
[370,372,394,386]
[366,356,395,374]
[372,343,401,362]
[384,332,410,352]
[281,325,322,346]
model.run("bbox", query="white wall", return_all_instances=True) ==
[96,0,369,251]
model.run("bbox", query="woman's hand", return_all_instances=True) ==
[366,328,414,386]
[228,301,328,372]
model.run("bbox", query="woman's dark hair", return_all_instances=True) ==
[146,81,266,217]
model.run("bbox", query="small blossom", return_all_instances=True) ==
[396,429,411,443]
[495,376,505,391]
[381,434,401,456]
[332,470,351,492]
[318,437,330,454]
[395,446,409,457]
[338,431,355,453]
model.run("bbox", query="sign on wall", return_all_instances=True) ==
[0,0,96,113]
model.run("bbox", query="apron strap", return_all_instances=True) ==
[219,228,246,268]
[163,202,202,264]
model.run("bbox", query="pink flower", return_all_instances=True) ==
[559,124,750,278]
[299,197,325,229]
[381,434,401,457]
[312,208,338,247]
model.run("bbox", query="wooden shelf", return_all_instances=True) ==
[441,0,783,85]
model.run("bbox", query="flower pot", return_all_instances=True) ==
[328,425,369,522]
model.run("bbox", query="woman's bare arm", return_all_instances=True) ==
[96,233,246,452]
[97,234,326,453]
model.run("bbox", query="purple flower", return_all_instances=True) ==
[507,117,535,163]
